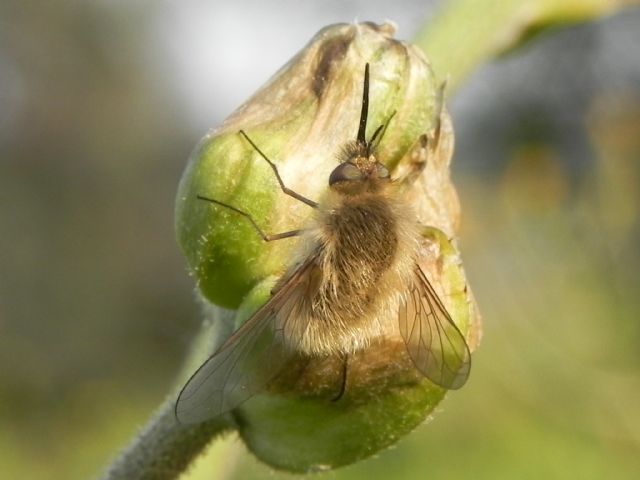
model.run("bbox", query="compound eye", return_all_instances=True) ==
[329,162,363,186]
[376,163,390,179]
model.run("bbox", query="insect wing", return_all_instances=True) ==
[175,258,316,424]
[399,264,471,389]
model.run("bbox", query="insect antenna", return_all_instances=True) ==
[356,64,396,156]
[356,63,370,145]
[369,124,384,147]
[367,110,396,155]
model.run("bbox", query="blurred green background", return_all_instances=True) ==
[1,1,639,479]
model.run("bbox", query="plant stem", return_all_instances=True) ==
[100,304,236,480]
[101,398,232,480]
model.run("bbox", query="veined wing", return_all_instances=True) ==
[399,263,471,389]
[175,255,318,424]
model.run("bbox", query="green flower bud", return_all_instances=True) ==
[175,22,481,472]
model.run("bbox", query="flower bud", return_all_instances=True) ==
[175,22,480,472]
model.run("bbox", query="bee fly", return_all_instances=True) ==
[175,64,471,424]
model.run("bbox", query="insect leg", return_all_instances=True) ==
[239,130,319,209]
[393,81,447,188]
[197,195,303,242]
[331,354,349,402]
[392,134,429,187]
[431,79,446,149]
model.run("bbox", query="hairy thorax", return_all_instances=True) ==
[292,190,417,356]
[319,195,398,314]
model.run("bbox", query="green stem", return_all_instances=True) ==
[101,398,232,480]
[414,0,637,93]
[100,305,236,480]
